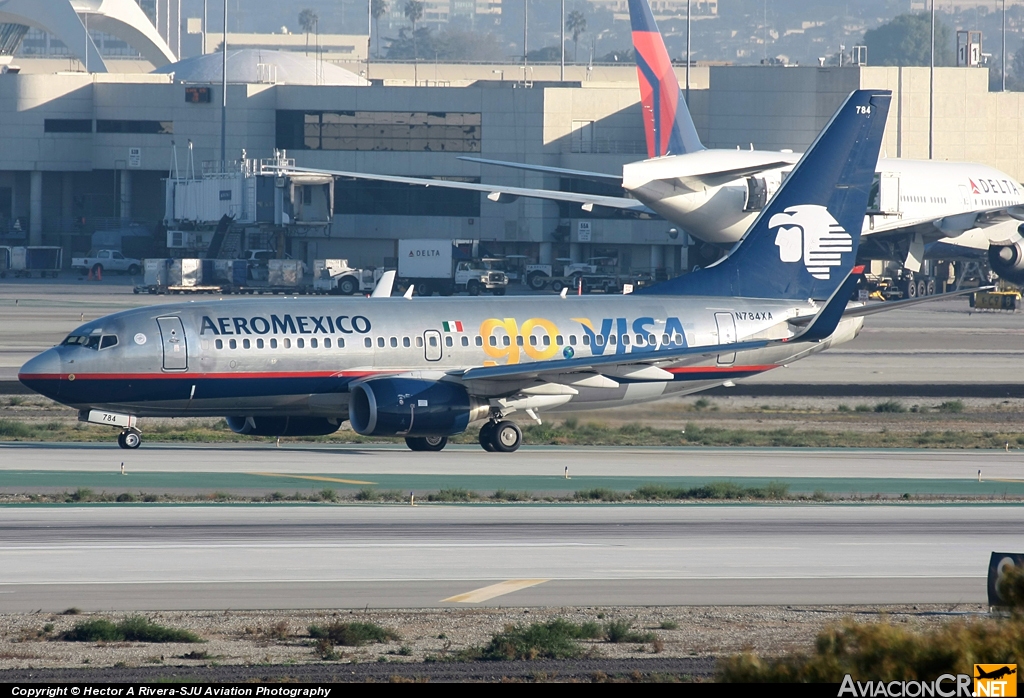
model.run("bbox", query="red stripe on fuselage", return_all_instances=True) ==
[666,365,778,374]
[18,371,384,381]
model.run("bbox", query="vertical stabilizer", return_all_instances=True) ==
[638,89,892,300]
[628,0,704,158]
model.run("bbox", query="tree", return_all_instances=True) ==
[404,0,424,64]
[862,13,954,67]
[298,8,318,54]
[566,10,587,63]
[371,0,389,58]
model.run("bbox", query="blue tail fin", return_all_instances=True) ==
[639,89,891,301]
[628,0,704,157]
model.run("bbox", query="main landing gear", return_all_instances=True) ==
[117,428,142,449]
[405,435,448,451]
[478,419,522,453]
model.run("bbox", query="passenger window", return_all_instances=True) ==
[310,338,318,349]
[555,335,563,346]
[662,333,670,345]
[489,336,497,347]
[502,336,511,347]
[673,333,683,344]
[582,335,590,346]
[215,339,223,349]
[622,335,630,345]
[429,336,437,347]
[634,335,643,346]
[648,334,657,346]
[297,338,304,349]
[461,336,469,347]
[403,337,411,348]
[243,338,251,349]
[595,336,604,346]
[337,338,345,348]
[364,337,372,348]
[270,338,278,349]
[543,335,551,346]
[283,338,291,349]
[445,336,453,347]
[229,339,237,349]
[257,338,264,349]
[529,335,537,346]
[569,335,577,346]
[99,335,118,349]
[516,336,524,346]
[324,338,331,348]
[377,337,385,348]
[390,337,398,348]
[475,336,483,346]
[416,336,423,348]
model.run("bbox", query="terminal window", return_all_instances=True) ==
[44,119,93,133]
[276,110,481,152]
[96,120,173,135]
[334,179,480,217]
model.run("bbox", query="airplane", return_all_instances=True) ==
[283,0,1024,286]
[18,89,966,454]
[975,666,1017,681]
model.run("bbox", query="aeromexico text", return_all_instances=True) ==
[200,315,372,336]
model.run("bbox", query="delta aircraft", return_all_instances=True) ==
[20,89,972,453]
[286,0,1024,284]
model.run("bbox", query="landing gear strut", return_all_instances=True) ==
[478,419,522,453]
[117,428,142,449]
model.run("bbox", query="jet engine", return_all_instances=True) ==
[349,378,489,437]
[225,416,342,437]
[989,237,1024,285]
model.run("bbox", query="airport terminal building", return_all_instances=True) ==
[2,51,1023,276]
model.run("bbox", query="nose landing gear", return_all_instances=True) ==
[117,429,142,449]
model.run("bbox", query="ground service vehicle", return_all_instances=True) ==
[526,258,652,294]
[4,246,63,278]
[397,239,508,296]
[313,259,385,295]
[72,250,142,276]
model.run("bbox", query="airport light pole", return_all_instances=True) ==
[221,0,227,172]
[203,0,207,55]
[1002,0,1007,92]
[560,0,565,81]
[929,0,934,159]
[685,0,691,106]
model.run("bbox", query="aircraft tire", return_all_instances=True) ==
[491,421,522,453]
[117,432,127,449]
[123,431,141,449]
[405,436,447,452]
[479,422,497,452]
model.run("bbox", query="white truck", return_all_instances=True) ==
[397,239,508,296]
[313,259,385,295]
[72,249,142,276]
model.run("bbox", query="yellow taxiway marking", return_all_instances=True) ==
[443,579,550,604]
[982,478,1024,484]
[249,472,377,486]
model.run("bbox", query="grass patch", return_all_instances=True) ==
[480,619,603,660]
[426,488,476,502]
[604,619,656,643]
[937,400,965,413]
[630,480,789,501]
[874,400,906,413]
[62,616,202,643]
[491,489,532,502]
[307,621,400,647]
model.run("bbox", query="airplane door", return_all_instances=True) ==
[423,330,442,362]
[959,184,971,206]
[878,173,900,214]
[156,317,188,371]
[714,312,737,366]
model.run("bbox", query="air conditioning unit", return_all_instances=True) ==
[167,230,196,249]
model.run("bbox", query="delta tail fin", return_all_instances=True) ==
[628,0,704,158]
[638,89,892,301]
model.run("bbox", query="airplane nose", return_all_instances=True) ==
[19,348,62,399]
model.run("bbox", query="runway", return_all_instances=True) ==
[0,505,1013,611]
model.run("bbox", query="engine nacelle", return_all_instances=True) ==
[225,416,342,437]
[989,240,1024,284]
[349,378,488,437]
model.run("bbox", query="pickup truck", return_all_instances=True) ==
[72,250,142,276]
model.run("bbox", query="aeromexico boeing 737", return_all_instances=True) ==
[20,90,951,453]
[290,0,1024,282]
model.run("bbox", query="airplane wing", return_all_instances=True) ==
[454,266,860,388]
[786,285,992,326]
[456,156,624,186]
[668,161,798,192]
[282,165,651,214]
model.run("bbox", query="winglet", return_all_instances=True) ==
[370,270,396,298]
[795,265,864,342]
[403,285,415,300]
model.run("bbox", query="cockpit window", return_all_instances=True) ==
[62,334,101,349]
[99,335,118,350]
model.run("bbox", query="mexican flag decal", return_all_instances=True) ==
[442,321,464,333]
